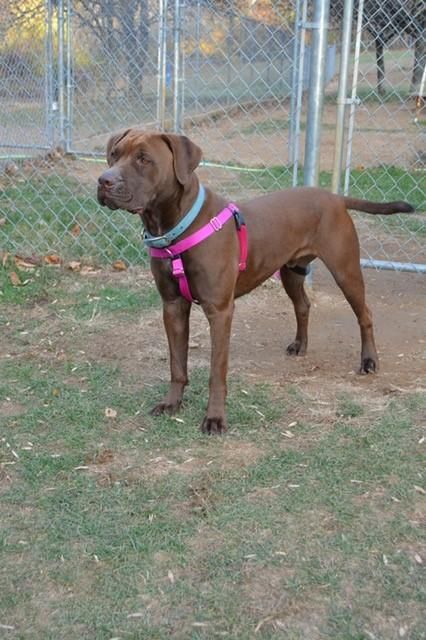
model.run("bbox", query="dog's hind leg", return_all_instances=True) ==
[320,245,378,374]
[279,265,311,356]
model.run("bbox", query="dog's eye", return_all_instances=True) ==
[138,154,151,165]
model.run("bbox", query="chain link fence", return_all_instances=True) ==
[0,0,424,271]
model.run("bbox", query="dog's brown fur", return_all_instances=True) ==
[97,129,414,433]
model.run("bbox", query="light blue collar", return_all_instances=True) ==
[143,184,206,249]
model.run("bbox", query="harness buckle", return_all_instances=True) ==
[171,256,185,278]
[210,216,222,232]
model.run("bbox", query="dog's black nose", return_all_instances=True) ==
[98,169,120,189]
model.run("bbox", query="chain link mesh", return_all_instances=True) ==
[0,0,424,269]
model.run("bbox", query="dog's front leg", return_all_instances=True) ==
[151,298,191,416]
[201,301,235,435]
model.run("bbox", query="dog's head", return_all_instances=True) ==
[97,129,203,215]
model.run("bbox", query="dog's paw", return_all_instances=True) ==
[286,340,306,356]
[151,401,181,416]
[359,358,377,374]
[201,416,228,435]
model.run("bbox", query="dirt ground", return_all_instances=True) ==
[76,263,425,416]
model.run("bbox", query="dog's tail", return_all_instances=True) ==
[343,197,415,215]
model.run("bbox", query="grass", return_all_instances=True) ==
[0,173,148,265]
[0,262,159,313]
[0,265,425,639]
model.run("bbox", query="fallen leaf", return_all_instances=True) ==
[67,260,81,272]
[80,265,100,275]
[19,254,42,266]
[14,256,37,270]
[71,223,81,237]
[414,485,425,495]
[0,218,6,226]
[44,254,62,266]
[105,407,117,419]
[5,161,19,176]
[9,271,22,286]
[2,251,10,267]
[112,259,128,271]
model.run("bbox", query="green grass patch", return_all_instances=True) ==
[0,174,148,264]
[1,267,425,638]
[0,263,159,314]
[1,351,424,638]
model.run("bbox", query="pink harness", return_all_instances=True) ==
[149,203,248,304]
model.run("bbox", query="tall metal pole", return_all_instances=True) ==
[172,0,184,133]
[156,0,168,130]
[45,0,55,147]
[57,0,65,147]
[344,0,364,194]
[303,0,330,187]
[289,0,301,166]
[291,0,308,186]
[195,0,201,115]
[331,0,354,193]
[65,0,73,153]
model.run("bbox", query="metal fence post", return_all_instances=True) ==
[344,0,364,195]
[290,0,308,186]
[65,0,73,153]
[331,0,354,193]
[57,0,66,148]
[173,0,184,133]
[157,0,168,130]
[303,0,330,187]
[45,0,55,147]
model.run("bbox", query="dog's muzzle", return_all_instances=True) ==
[97,170,131,210]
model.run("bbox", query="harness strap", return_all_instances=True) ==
[149,204,247,304]
[171,256,193,302]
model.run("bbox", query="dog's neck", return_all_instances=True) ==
[141,174,203,238]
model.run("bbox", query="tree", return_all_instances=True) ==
[73,0,154,99]
[331,0,425,96]
[363,0,425,95]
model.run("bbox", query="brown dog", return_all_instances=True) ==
[97,129,414,434]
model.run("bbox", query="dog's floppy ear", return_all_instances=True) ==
[161,134,202,185]
[106,128,131,166]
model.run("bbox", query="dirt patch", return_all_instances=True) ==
[0,400,25,417]
[50,260,424,395]
[30,260,423,437]
[242,564,327,637]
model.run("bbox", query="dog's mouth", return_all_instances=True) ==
[128,206,144,215]
[97,186,135,212]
